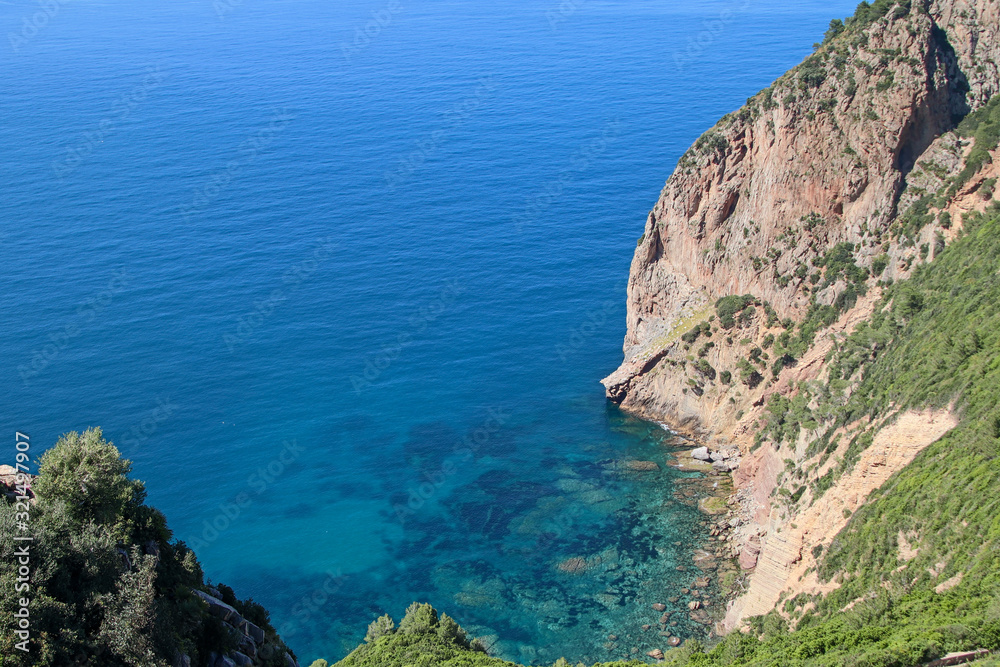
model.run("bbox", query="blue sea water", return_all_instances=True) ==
[1,0,857,662]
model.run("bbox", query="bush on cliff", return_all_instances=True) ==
[716,295,755,329]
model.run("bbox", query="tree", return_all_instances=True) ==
[436,612,469,648]
[824,18,845,43]
[364,614,396,643]
[97,550,167,666]
[398,602,438,635]
[33,428,145,538]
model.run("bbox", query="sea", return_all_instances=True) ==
[1,0,856,663]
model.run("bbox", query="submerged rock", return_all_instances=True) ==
[651,603,666,611]
[557,557,588,574]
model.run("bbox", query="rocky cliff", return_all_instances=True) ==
[603,0,1000,631]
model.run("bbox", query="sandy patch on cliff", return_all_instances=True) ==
[723,409,957,631]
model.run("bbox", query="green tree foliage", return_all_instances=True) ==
[822,19,845,44]
[32,429,146,537]
[365,614,396,643]
[398,602,439,635]
[0,428,293,666]
[330,603,643,667]
[437,613,471,649]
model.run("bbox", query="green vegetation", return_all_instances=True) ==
[682,321,713,345]
[949,94,1000,198]
[767,242,870,360]
[844,0,913,36]
[895,193,937,244]
[326,603,642,667]
[0,429,293,666]
[875,71,895,92]
[716,295,756,329]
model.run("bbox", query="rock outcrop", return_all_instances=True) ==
[603,0,1000,631]
[192,590,299,667]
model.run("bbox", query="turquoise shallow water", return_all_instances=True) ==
[1,0,856,662]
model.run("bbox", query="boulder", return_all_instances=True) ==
[238,635,257,658]
[284,652,300,667]
[215,656,236,667]
[668,636,681,647]
[688,600,701,611]
[231,654,253,667]
[691,447,711,461]
[193,590,241,624]
[240,618,266,645]
[651,603,666,611]
[739,536,762,571]
[709,451,724,462]
[712,459,737,472]
[647,649,665,660]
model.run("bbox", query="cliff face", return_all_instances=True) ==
[603,0,1000,631]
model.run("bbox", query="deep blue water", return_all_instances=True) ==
[1,0,856,663]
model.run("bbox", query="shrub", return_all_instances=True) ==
[695,359,717,381]
[716,294,756,328]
